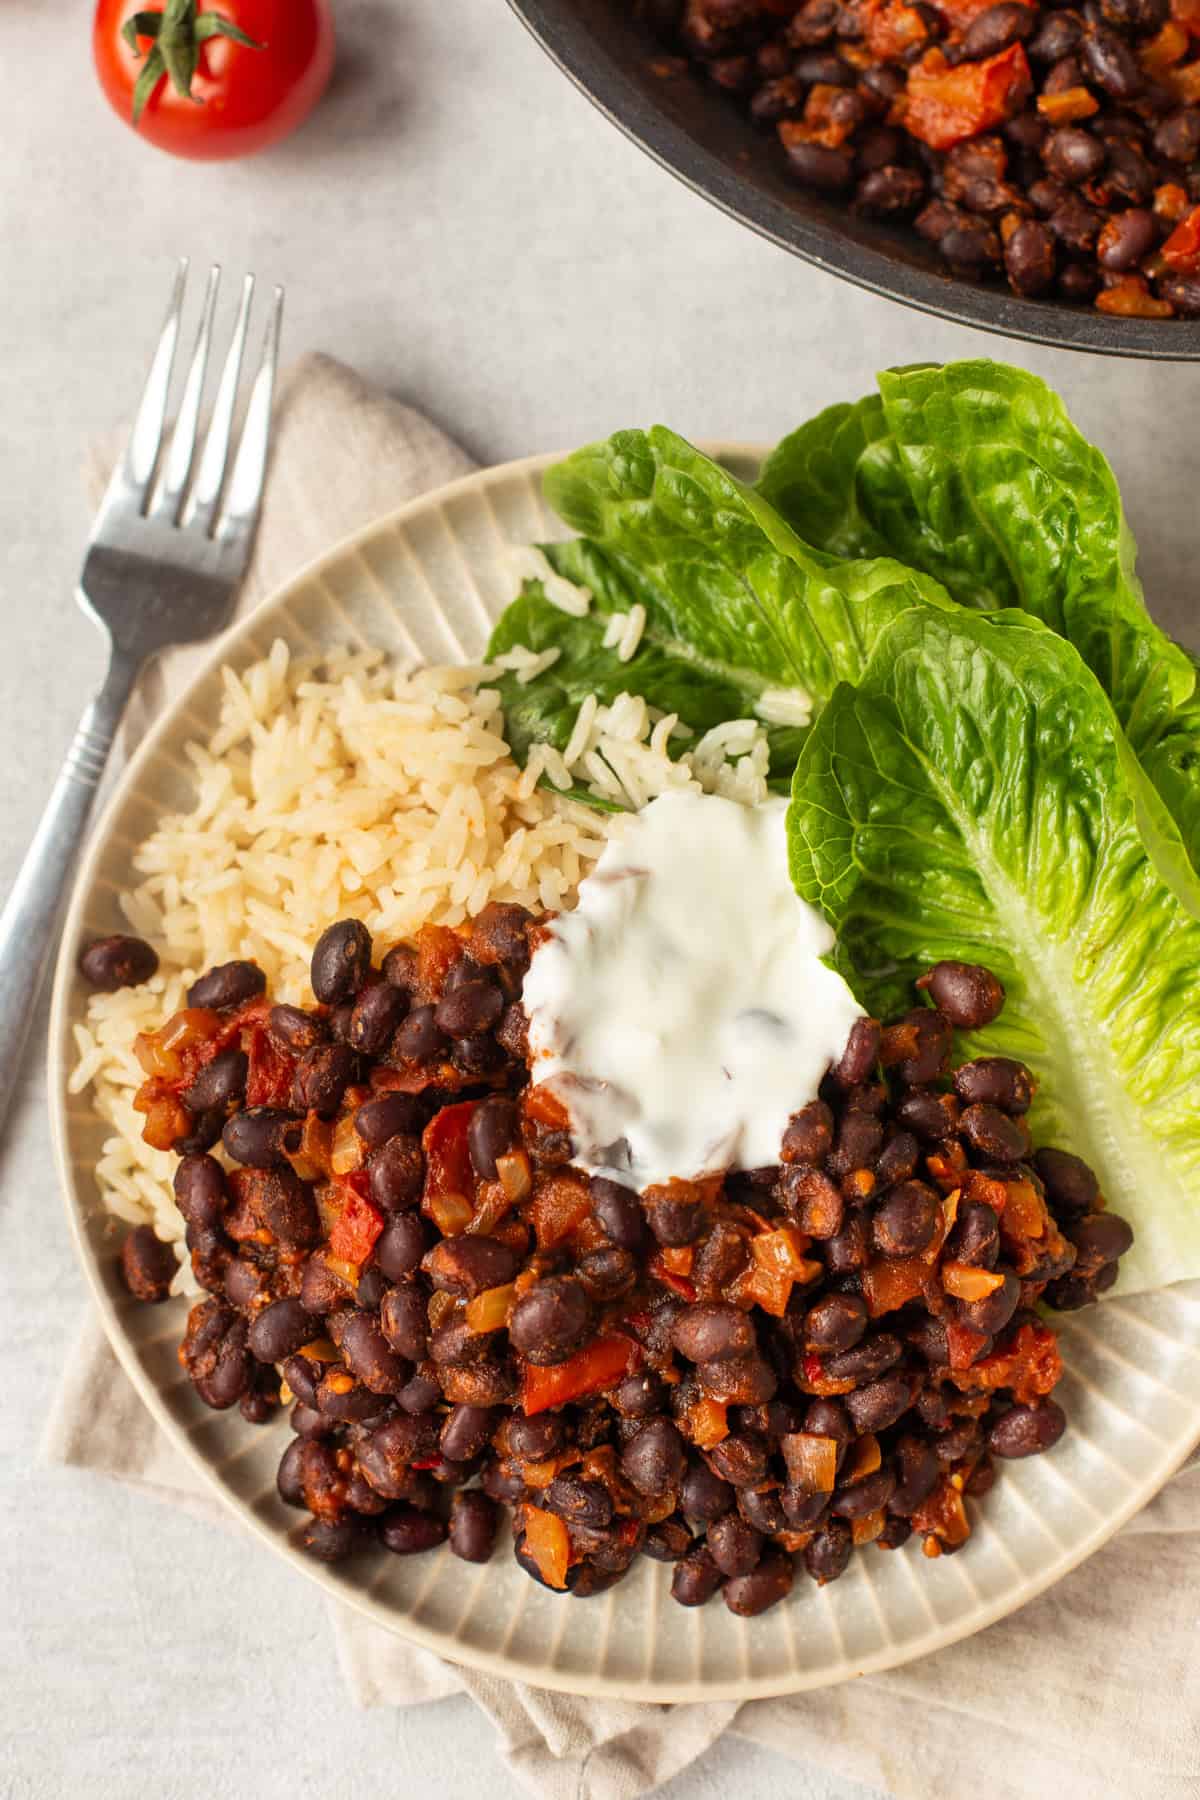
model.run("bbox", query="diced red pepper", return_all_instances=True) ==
[1162,204,1200,270]
[529,1168,594,1250]
[519,1505,571,1588]
[415,922,465,1002]
[865,0,930,62]
[243,1020,296,1109]
[422,1100,477,1216]
[520,1333,638,1415]
[905,44,1031,150]
[951,1321,1063,1404]
[328,1181,385,1266]
[946,1318,991,1371]
[1171,0,1200,36]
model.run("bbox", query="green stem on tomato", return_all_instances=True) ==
[121,0,262,123]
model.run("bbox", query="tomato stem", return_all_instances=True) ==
[122,0,262,124]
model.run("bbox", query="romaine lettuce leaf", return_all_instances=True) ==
[788,605,1200,1296]
[760,362,1200,865]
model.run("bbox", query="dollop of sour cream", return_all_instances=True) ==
[522,790,864,1191]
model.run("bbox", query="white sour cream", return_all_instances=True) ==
[522,790,863,1191]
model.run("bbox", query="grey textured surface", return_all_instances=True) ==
[2,0,1198,1795]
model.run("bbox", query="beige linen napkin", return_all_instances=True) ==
[44,353,1200,1800]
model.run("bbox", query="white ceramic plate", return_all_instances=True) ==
[49,451,1200,1702]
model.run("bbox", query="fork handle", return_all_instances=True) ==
[0,645,142,1138]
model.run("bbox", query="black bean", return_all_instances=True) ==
[750,74,805,124]
[241,1369,281,1424]
[171,1157,223,1236]
[254,1168,321,1248]
[175,1108,225,1156]
[222,1106,300,1168]
[447,1489,498,1563]
[954,1057,1034,1113]
[221,1256,264,1311]
[885,1008,954,1084]
[298,1516,370,1562]
[681,1459,735,1523]
[311,919,372,1005]
[988,1399,1067,1457]
[296,1256,348,1318]
[671,1545,724,1606]
[872,1180,940,1257]
[895,1089,958,1143]
[390,1004,447,1064]
[347,981,408,1055]
[579,1246,638,1301]
[183,1300,251,1409]
[282,1352,322,1409]
[429,1316,501,1368]
[425,1234,520,1298]
[644,1518,694,1562]
[397,1366,444,1415]
[1160,267,1200,313]
[466,1096,518,1180]
[823,1213,868,1273]
[1083,24,1142,97]
[933,1419,983,1467]
[958,1271,1021,1338]
[1043,125,1106,184]
[1154,106,1200,162]
[804,1520,852,1585]
[1002,218,1055,295]
[276,1437,308,1507]
[119,1225,177,1303]
[831,1464,897,1521]
[78,933,159,991]
[341,1311,408,1394]
[707,1512,763,1578]
[875,1130,919,1189]
[374,1214,431,1284]
[697,1357,778,1406]
[644,1192,704,1246]
[352,1092,423,1150]
[824,1333,902,1384]
[433,978,503,1039]
[507,1277,593,1366]
[828,1111,883,1178]
[962,1,1033,57]
[945,1199,1000,1268]
[1033,1147,1100,1216]
[379,1286,428,1362]
[187,959,266,1010]
[268,1003,327,1052]
[589,1177,645,1249]
[780,1100,835,1164]
[1097,205,1158,271]
[290,1402,330,1439]
[804,1293,867,1354]
[845,1374,914,1434]
[783,138,856,190]
[671,1302,757,1363]
[721,1550,795,1616]
[856,164,925,217]
[1049,192,1103,250]
[707,1432,769,1488]
[1029,9,1082,60]
[380,1506,447,1555]
[960,1103,1031,1163]
[182,1048,248,1114]
[1100,0,1166,26]
[831,1017,881,1086]
[545,1474,613,1529]
[621,1418,687,1496]
[292,1043,359,1118]
[440,1403,498,1464]
[316,1371,388,1423]
[614,1371,666,1418]
[890,1435,940,1515]
[1070,1210,1134,1270]
[248,1297,315,1365]
[368,1135,425,1213]
[505,1414,565,1462]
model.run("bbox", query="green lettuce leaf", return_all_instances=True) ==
[760,362,1200,864]
[788,606,1200,1296]
[488,428,955,803]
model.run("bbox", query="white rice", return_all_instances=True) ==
[76,628,776,1270]
[617,605,646,663]
[505,545,591,617]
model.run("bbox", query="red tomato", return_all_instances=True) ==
[93,0,334,161]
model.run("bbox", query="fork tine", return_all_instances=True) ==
[111,257,188,509]
[182,273,254,535]
[216,286,284,552]
[153,264,220,522]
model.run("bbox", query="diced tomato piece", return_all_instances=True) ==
[951,1321,1063,1403]
[529,1168,595,1250]
[1142,19,1190,67]
[1171,0,1200,36]
[865,0,930,61]
[1162,203,1200,270]
[328,1182,385,1266]
[684,1398,729,1449]
[1096,276,1175,316]
[519,1333,638,1415]
[519,1505,571,1589]
[946,1319,991,1371]
[913,1476,971,1546]
[422,1100,477,1213]
[906,44,1031,150]
[862,1254,934,1317]
[415,922,465,1001]
[649,1257,698,1301]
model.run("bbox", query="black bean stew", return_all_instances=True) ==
[637,0,1200,316]
[95,914,1132,1614]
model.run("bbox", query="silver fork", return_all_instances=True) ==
[0,259,283,1136]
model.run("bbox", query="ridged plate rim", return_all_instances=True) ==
[48,448,1200,1702]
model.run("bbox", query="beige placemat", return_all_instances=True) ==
[44,353,1200,1800]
